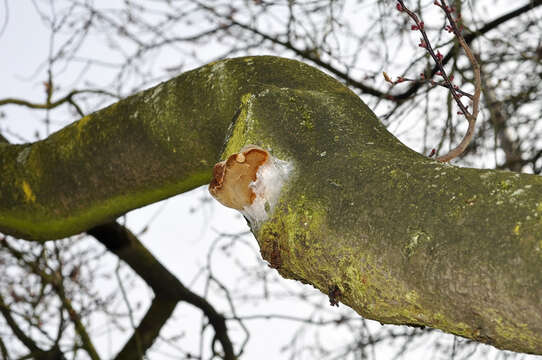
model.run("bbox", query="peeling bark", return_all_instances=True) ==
[1,56,541,354]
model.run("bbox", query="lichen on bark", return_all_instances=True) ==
[1,56,541,354]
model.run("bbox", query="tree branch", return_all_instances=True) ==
[0,287,65,360]
[0,292,41,353]
[0,57,352,240]
[87,222,235,360]
[481,68,523,171]
[113,296,178,360]
[0,336,8,360]
[227,19,386,98]
[395,0,542,101]
[1,240,100,360]
[2,56,542,353]
[213,1,541,102]
[433,0,481,162]
[390,0,484,161]
[0,89,119,111]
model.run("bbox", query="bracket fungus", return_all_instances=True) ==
[209,145,291,225]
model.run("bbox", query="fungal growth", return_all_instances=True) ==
[209,145,291,226]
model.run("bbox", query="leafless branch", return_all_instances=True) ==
[434,0,481,162]
[395,0,481,162]
[2,239,101,360]
[87,222,236,360]
[0,89,119,112]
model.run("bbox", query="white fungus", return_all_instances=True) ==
[241,155,291,226]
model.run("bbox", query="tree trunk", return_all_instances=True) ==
[1,56,541,354]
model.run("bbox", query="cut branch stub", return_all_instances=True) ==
[209,145,270,210]
[209,144,292,226]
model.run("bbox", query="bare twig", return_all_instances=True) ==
[115,261,143,359]
[0,292,41,353]
[434,0,481,162]
[2,239,101,360]
[87,222,236,360]
[393,0,541,102]
[0,89,119,111]
[0,334,8,360]
[395,0,481,162]
[385,75,474,99]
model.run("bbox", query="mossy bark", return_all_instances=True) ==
[1,56,541,354]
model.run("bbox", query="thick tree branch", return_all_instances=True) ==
[0,57,352,240]
[1,56,542,354]
[87,222,235,360]
[2,121,228,359]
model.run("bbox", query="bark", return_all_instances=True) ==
[1,56,541,354]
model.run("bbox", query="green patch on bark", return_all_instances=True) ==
[222,93,253,159]
[0,170,210,240]
[21,180,36,203]
[404,228,432,257]
[3,56,542,354]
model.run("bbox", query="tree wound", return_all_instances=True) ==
[209,145,270,210]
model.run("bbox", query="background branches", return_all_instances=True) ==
[392,0,481,161]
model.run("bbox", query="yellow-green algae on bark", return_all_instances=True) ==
[1,56,542,354]
[0,56,347,240]
[215,81,542,354]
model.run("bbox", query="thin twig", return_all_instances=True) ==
[0,89,119,111]
[115,261,143,359]
[0,292,41,353]
[389,76,474,99]
[87,222,236,360]
[396,0,470,115]
[394,0,481,162]
[435,0,481,162]
[2,239,101,360]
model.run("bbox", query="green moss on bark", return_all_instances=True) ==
[1,56,350,240]
[215,71,542,354]
[2,56,542,354]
